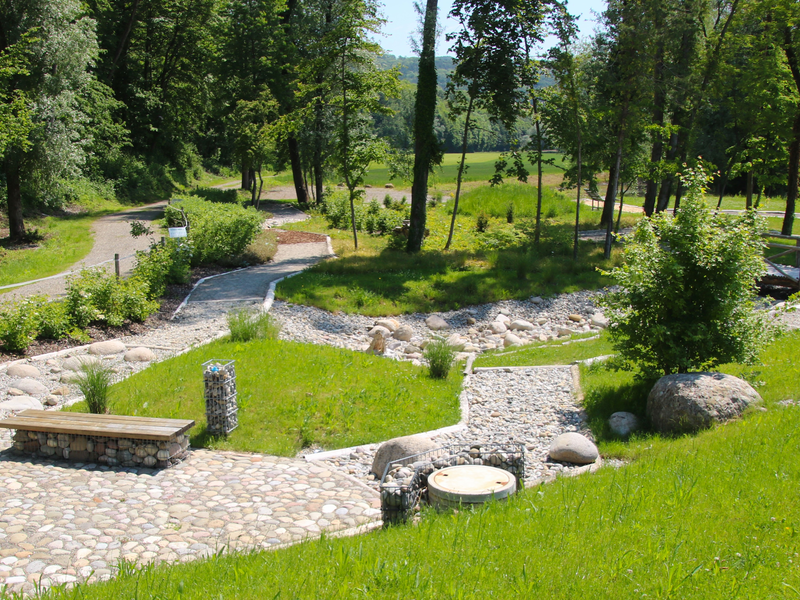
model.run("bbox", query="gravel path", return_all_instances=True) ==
[4,201,168,300]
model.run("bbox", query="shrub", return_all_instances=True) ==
[170,196,264,265]
[133,240,192,300]
[77,362,113,414]
[0,297,42,353]
[476,212,490,233]
[65,268,158,328]
[424,337,455,379]
[37,300,71,340]
[599,161,773,376]
[227,308,282,342]
[506,202,514,223]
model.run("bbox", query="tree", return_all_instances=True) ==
[600,161,772,376]
[1,0,98,242]
[407,0,442,253]
[443,0,549,251]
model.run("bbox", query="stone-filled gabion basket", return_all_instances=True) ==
[379,442,525,525]
[11,430,190,468]
[203,359,238,436]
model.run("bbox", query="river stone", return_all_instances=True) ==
[590,313,609,328]
[568,314,583,323]
[425,315,450,331]
[446,334,465,351]
[12,378,48,396]
[647,372,762,433]
[556,326,573,337]
[530,296,543,304]
[88,340,127,355]
[7,388,24,396]
[371,435,440,478]
[489,321,507,334]
[61,372,82,383]
[367,326,391,339]
[44,395,59,407]
[608,411,639,436]
[124,347,156,362]
[504,333,522,347]
[509,319,534,331]
[404,345,422,354]
[0,396,43,412]
[51,386,71,396]
[62,356,100,371]
[375,319,399,332]
[549,433,599,464]
[495,314,510,325]
[7,364,40,378]
[393,325,414,341]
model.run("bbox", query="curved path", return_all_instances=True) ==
[3,201,168,300]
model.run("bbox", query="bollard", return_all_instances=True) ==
[114,254,120,278]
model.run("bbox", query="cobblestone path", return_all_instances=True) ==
[0,450,380,595]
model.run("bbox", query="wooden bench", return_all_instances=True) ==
[0,410,194,469]
[584,188,604,211]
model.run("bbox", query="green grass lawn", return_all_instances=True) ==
[66,337,463,456]
[46,330,800,600]
[475,331,614,368]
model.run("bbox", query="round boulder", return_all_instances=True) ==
[124,347,156,362]
[608,412,639,437]
[548,433,599,464]
[509,319,534,331]
[371,434,439,478]
[393,325,414,341]
[647,372,762,433]
[12,378,48,396]
[503,333,522,347]
[7,364,41,378]
[88,340,127,355]
[489,321,507,334]
[425,315,450,331]
[375,319,399,332]
[367,326,391,339]
[62,356,100,371]
[0,396,44,412]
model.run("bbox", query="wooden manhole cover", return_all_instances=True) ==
[428,465,516,509]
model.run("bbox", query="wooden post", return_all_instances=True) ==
[161,236,166,246]
[114,254,120,278]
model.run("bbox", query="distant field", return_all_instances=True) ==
[360,151,567,189]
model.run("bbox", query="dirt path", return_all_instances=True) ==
[4,201,168,300]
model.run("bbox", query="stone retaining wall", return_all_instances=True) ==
[380,443,525,525]
[10,430,190,468]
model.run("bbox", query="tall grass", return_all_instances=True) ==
[227,308,281,342]
[449,182,574,220]
[76,362,114,414]
[424,337,456,379]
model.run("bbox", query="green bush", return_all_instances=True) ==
[65,268,158,328]
[36,300,71,340]
[424,337,456,379]
[323,191,406,235]
[133,240,192,300]
[170,196,264,265]
[599,161,773,375]
[0,297,42,353]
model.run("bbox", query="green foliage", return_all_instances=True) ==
[132,240,192,300]
[599,163,773,375]
[323,191,406,235]
[77,362,113,414]
[450,183,574,220]
[227,309,281,343]
[475,212,490,232]
[169,196,264,265]
[65,268,158,328]
[36,300,71,340]
[0,296,42,353]
[424,337,456,379]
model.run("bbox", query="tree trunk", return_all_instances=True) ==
[241,160,250,190]
[604,134,625,260]
[445,95,474,250]
[5,158,25,242]
[656,131,679,212]
[255,169,264,210]
[783,25,800,236]
[287,135,308,205]
[407,0,438,253]
[643,27,665,217]
[534,97,544,246]
[745,170,754,210]
[573,124,582,261]
[615,183,625,234]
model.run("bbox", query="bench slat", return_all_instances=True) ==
[0,410,194,441]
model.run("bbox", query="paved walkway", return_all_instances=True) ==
[0,450,379,591]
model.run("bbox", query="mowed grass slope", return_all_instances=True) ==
[66,337,463,456]
[45,332,800,599]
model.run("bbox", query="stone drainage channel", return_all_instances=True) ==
[0,292,606,596]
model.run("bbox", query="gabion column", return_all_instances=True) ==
[202,359,238,435]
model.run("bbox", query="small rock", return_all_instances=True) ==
[590,313,609,328]
[61,372,82,384]
[446,334,465,351]
[404,345,422,354]
[12,378,48,396]
[7,364,40,378]
[489,321,507,334]
[536,317,548,325]
[393,325,414,342]
[568,314,583,323]
[495,314,511,324]
[608,412,639,436]
[375,319,399,332]
[504,333,522,347]
[509,319,534,331]
[490,411,501,417]
[88,340,127,355]
[549,433,599,464]
[384,183,394,189]
[44,396,59,407]
[530,296,543,304]
[7,388,24,397]
[425,315,450,331]
[124,347,156,362]
[556,326,573,337]
[499,308,510,316]
[466,317,476,325]
[367,326,391,339]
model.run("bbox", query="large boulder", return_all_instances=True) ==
[12,378,48,396]
[62,356,99,371]
[647,372,762,434]
[393,325,414,342]
[375,319,399,332]
[549,433,599,464]
[488,321,507,334]
[509,319,534,331]
[88,340,126,355]
[7,364,40,378]
[608,412,639,437]
[0,396,44,412]
[371,435,439,478]
[124,347,156,362]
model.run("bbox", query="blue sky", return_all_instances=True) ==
[378,0,606,57]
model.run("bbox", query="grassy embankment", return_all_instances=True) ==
[44,329,800,600]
